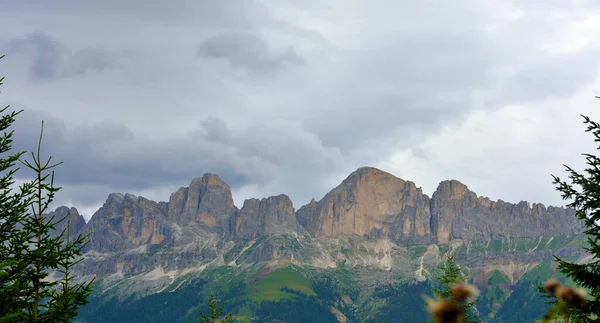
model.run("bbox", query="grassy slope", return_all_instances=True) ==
[246,265,317,301]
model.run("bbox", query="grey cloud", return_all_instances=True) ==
[4,32,120,81]
[10,108,342,208]
[197,32,302,73]
[2,0,600,212]
[411,147,429,159]
[199,117,233,144]
[302,16,600,161]
[300,24,501,154]
[303,91,460,153]
[492,49,600,105]
[3,0,271,29]
[11,109,250,189]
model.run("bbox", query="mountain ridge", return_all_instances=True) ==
[49,166,587,322]
[66,166,572,227]
[46,166,583,278]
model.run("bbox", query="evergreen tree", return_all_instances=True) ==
[0,54,94,322]
[0,54,38,322]
[552,112,600,322]
[198,295,234,323]
[429,254,479,323]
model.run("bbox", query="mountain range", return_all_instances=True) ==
[46,166,587,322]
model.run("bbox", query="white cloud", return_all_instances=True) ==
[379,77,600,207]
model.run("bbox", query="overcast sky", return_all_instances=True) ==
[2,1,600,220]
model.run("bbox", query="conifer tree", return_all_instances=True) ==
[552,111,600,322]
[429,254,479,323]
[0,54,38,322]
[0,54,94,322]
[198,295,234,323]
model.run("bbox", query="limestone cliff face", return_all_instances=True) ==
[430,180,582,244]
[167,174,237,236]
[84,193,172,252]
[45,167,585,279]
[296,167,432,244]
[66,174,238,256]
[46,206,86,239]
[296,168,581,245]
[53,168,583,253]
[235,194,307,239]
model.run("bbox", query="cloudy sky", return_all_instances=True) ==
[1,1,600,220]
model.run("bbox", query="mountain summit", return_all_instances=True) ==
[297,166,432,243]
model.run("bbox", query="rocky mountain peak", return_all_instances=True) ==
[168,173,237,233]
[342,166,402,186]
[433,179,474,201]
[430,181,582,244]
[45,206,86,238]
[67,207,86,230]
[296,166,431,242]
[69,206,81,216]
[124,193,139,202]
[83,191,172,253]
[106,192,125,204]
[199,173,228,186]
[236,194,305,239]
[242,194,293,208]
